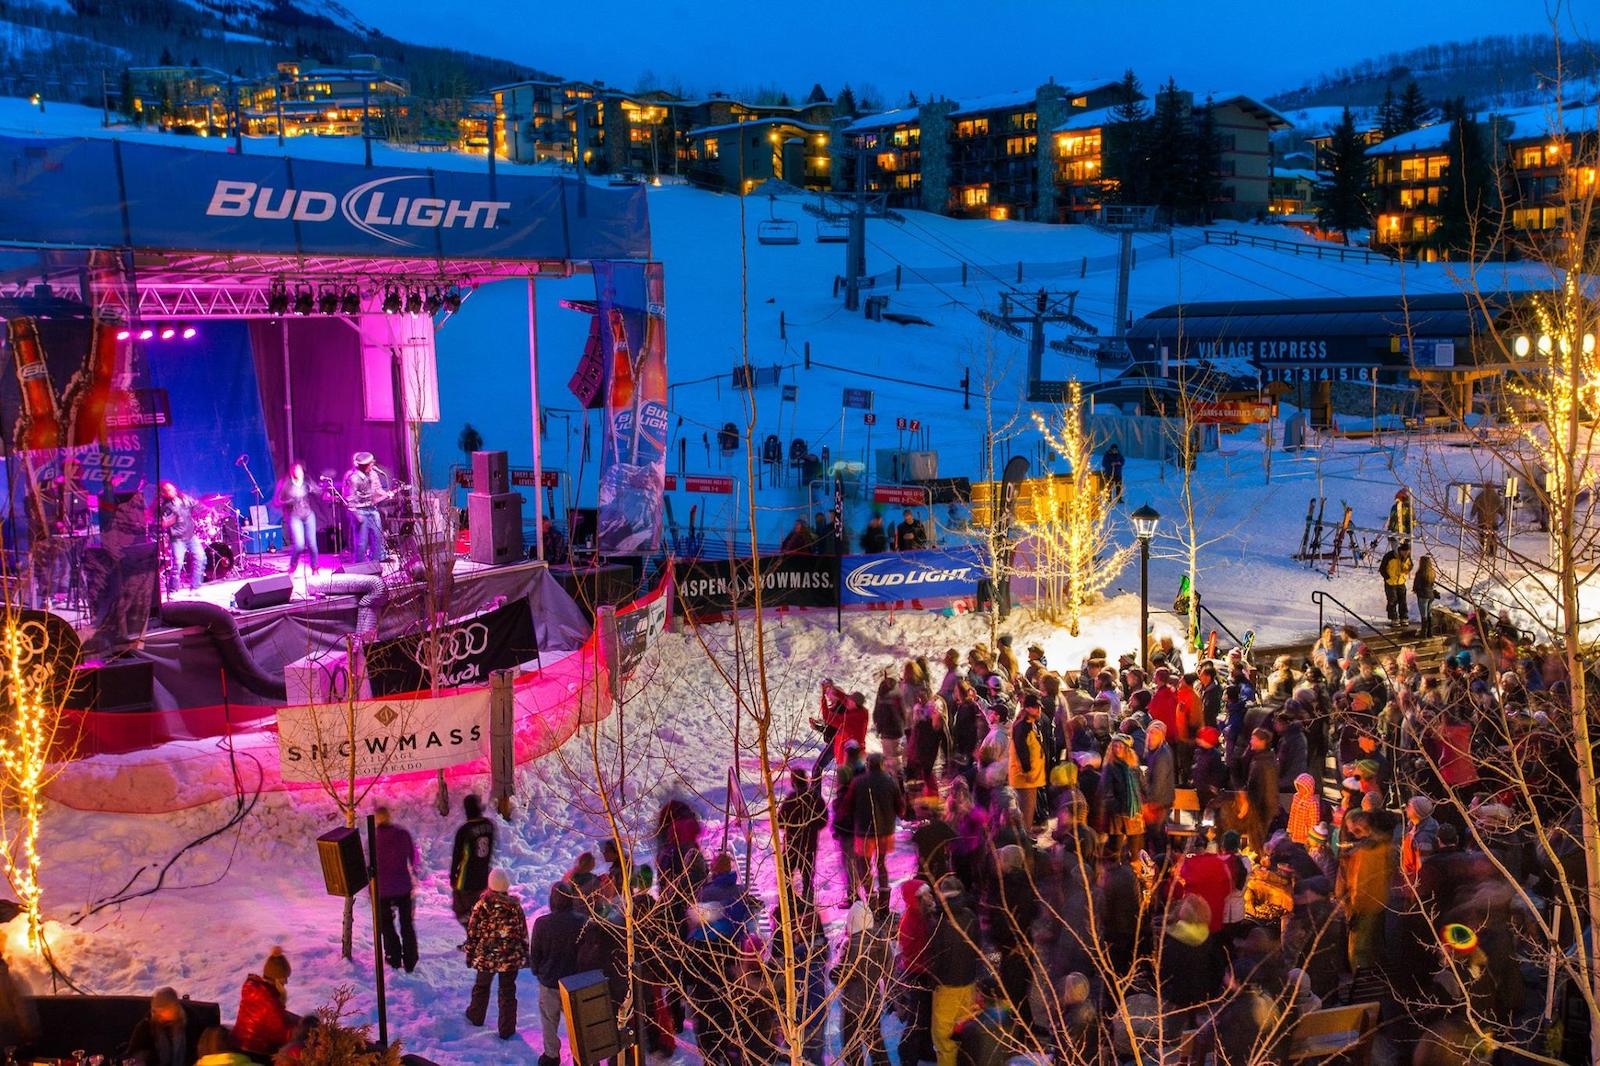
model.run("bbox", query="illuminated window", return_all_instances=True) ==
[960,185,989,206]
[989,206,1009,220]
[703,137,718,160]
[1515,145,1545,169]
[955,118,990,138]
[1426,155,1448,179]
[1071,95,1088,108]
[1005,135,1036,156]
[878,151,899,172]
[1057,130,1101,158]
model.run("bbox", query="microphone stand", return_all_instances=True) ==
[237,456,268,571]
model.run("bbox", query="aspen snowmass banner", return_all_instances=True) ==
[595,260,668,553]
[276,687,490,783]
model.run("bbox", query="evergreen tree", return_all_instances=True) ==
[1192,97,1224,223]
[906,90,919,107]
[1102,68,1149,204]
[1378,85,1402,139]
[1431,97,1498,259]
[158,46,174,66]
[835,84,859,117]
[1316,106,1374,243]
[1398,80,1431,132]
[805,82,828,104]
[1142,78,1196,222]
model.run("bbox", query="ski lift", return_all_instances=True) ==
[756,195,799,246]
[816,218,849,243]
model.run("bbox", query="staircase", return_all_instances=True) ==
[1253,607,1454,672]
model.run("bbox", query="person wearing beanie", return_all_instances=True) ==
[451,794,497,934]
[928,875,980,1066]
[233,948,296,1057]
[1306,822,1335,879]
[1400,795,1441,884]
[125,985,201,1066]
[1287,774,1323,847]
[465,870,529,1040]
[1191,725,1227,810]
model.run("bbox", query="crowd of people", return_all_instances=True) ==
[782,508,930,556]
[56,606,1590,1066]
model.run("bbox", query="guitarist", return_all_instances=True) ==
[342,451,395,564]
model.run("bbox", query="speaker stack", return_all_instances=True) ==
[468,450,523,565]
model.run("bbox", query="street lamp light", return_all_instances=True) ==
[1131,503,1161,669]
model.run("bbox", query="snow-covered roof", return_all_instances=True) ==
[1365,123,1451,155]
[844,108,918,133]
[951,88,1039,117]
[686,117,826,138]
[1367,101,1600,156]
[1200,92,1293,129]
[1272,167,1322,183]
[1053,105,1118,134]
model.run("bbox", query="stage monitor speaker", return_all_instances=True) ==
[472,450,510,495]
[315,827,368,898]
[235,574,294,611]
[560,970,622,1066]
[468,491,523,565]
[336,561,384,577]
[65,659,154,713]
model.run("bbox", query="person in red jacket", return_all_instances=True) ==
[232,947,297,1057]
[834,691,870,766]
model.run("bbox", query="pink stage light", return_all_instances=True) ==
[137,328,154,341]
[159,327,176,340]
[181,326,197,339]
[115,329,130,341]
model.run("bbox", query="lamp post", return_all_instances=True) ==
[1131,503,1161,670]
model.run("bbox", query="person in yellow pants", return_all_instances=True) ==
[927,874,981,1066]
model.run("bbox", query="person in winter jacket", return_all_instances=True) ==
[1380,545,1413,624]
[451,793,497,931]
[1191,726,1227,811]
[1386,487,1414,548]
[928,876,981,1066]
[1287,773,1322,846]
[372,806,420,972]
[125,986,201,1066]
[1142,721,1176,850]
[1101,443,1125,498]
[851,753,906,899]
[832,743,867,904]
[777,768,827,901]
[859,514,889,554]
[529,881,588,1065]
[834,691,870,765]
[689,851,756,948]
[1243,728,1279,853]
[1098,735,1145,861]
[766,901,831,1064]
[872,674,906,776]
[1274,712,1309,787]
[1008,696,1047,828]
[895,509,927,550]
[1159,894,1222,1013]
[811,679,847,774]
[464,870,529,1040]
[1414,553,1438,636]
[907,693,949,788]
[837,900,894,1066]
[233,947,296,1057]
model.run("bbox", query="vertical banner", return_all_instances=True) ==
[594,261,668,553]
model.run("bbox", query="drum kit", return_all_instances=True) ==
[159,494,274,589]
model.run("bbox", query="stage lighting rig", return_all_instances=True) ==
[317,286,340,315]
[382,286,403,314]
[159,326,176,340]
[293,285,315,315]
[442,284,464,313]
[340,287,362,315]
[404,287,423,315]
[267,279,291,315]
[423,286,444,315]
[181,324,197,339]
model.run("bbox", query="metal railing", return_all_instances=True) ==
[1202,228,1396,266]
[1311,589,1405,653]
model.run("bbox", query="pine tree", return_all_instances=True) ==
[906,90,919,107]
[805,82,828,104]
[1316,106,1374,243]
[1431,97,1498,259]
[1102,68,1149,205]
[1398,80,1431,132]
[1191,98,1224,223]
[1378,85,1402,139]
[1143,78,1195,222]
[835,84,858,117]
[158,46,174,66]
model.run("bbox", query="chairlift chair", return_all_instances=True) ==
[816,218,849,243]
[757,195,800,245]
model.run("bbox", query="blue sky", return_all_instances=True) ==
[343,0,1590,101]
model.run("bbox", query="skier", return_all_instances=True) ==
[1379,544,1413,625]
[450,794,497,933]
[1385,487,1414,549]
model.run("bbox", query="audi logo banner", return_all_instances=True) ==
[365,597,537,697]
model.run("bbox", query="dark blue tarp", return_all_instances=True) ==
[0,135,650,262]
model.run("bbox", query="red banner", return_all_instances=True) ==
[874,484,925,506]
[1193,401,1272,424]
[683,475,734,494]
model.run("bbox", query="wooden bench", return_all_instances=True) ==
[1288,1000,1380,1064]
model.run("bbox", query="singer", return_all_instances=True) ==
[273,460,322,574]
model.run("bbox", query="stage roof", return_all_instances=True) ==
[0,132,651,272]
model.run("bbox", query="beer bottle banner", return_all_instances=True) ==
[593,261,668,554]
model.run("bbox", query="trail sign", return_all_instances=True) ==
[863,413,877,426]
[842,388,873,410]
[909,419,922,432]
[895,417,908,430]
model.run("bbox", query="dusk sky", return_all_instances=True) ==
[339,0,1590,102]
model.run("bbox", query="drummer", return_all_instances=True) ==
[159,481,206,592]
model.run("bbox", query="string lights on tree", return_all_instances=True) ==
[0,613,69,952]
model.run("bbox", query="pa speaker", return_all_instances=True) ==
[472,450,509,495]
[235,574,293,610]
[560,969,622,1066]
[65,659,154,713]
[316,827,368,897]
[336,560,384,576]
[468,492,523,565]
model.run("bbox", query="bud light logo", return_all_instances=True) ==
[841,547,983,604]
[205,175,511,248]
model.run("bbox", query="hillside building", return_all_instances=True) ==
[683,117,831,193]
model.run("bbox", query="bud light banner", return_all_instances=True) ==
[840,545,986,605]
[595,261,668,554]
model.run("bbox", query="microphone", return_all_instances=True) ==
[235,454,248,467]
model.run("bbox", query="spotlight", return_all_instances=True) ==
[404,287,423,315]
[423,286,444,315]
[317,286,339,315]
[340,287,362,315]
[382,285,403,314]
[138,328,154,341]
[443,284,464,313]
[293,285,315,315]
[159,326,176,340]
[266,279,290,315]
[181,324,197,339]
[115,329,130,341]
